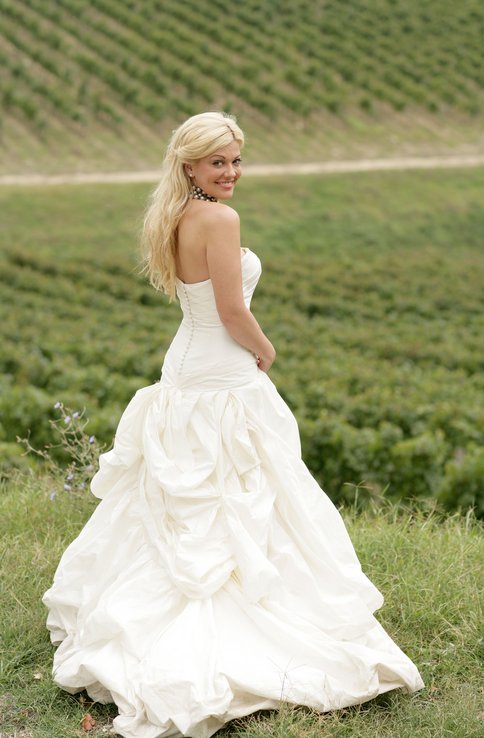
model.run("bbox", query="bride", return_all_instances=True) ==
[42,111,424,738]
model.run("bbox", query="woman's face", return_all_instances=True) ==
[186,140,242,200]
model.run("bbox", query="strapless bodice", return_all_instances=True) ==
[161,248,263,390]
[174,248,261,327]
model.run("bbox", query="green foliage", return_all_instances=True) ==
[437,446,484,517]
[0,441,35,476]
[1,167,483,515]
[0,0,482,160]
[389,430,449,498]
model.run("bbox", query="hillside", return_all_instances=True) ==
[0,0,483,173]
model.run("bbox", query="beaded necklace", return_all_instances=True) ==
[190,184,218,202]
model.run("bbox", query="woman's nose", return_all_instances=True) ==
[225,163,238,179]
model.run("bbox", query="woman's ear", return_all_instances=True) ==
[184,164,193,178]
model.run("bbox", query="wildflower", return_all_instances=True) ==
[49,491,57,501]
[85,464,94,472]
[89,435,95,443]
[64,415,71,424]
[80,481,86,489]
[54,401,61,409]
[64,483,71,490]
[66,473,74,481]
[73,411,80,418]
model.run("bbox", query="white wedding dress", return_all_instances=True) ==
[43,247,424,738]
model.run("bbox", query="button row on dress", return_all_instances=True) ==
[177,285,195,374]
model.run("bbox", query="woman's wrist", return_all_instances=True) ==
[254,342,276,364]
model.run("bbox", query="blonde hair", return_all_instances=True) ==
[139,111,245,301]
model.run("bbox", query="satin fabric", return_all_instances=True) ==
[42,247,424,738]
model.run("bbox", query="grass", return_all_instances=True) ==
[1,167,483,509]
[0,471,482,737]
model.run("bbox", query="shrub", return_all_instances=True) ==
[437,446,484,517]
[388,430,449,499]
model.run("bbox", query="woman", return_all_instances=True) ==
[43,112,424,738]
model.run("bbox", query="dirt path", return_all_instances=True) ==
[1,153,483,185]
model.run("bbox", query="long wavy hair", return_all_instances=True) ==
[139,111,245,301]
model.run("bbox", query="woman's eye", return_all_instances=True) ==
[211,159,241,167]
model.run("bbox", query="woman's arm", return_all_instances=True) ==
[204,205,276,372]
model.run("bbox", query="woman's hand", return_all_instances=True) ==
[255,344,276,373]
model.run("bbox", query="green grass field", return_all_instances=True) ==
[1,471,482,737]
[1,167,483,512]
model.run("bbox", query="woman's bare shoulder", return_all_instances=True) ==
[189,201,239,228]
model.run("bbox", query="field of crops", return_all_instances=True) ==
[0,0,483,172]
[2,167,483,514]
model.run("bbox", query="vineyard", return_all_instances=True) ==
[0,0,483,172]
[1,167,483,514]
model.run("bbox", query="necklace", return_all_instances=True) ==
[190,184,218,202]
